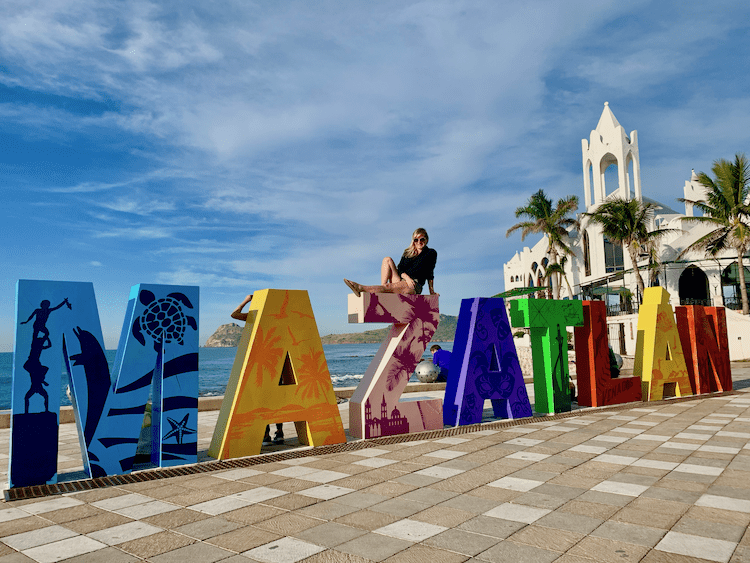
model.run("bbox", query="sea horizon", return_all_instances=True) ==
[0,341,453,411]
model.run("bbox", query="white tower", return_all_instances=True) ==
[581,102,642,210]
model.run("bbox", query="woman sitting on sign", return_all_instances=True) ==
[344,228,437,296]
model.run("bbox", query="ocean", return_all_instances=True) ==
[0,342,453,410]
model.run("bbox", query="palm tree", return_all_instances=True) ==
[506,190,579,299]
[584,197,676,303]
[679,153,750,315]
[543,257,574,298]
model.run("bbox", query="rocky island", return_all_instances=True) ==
[203,314,458,347]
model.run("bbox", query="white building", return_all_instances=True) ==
[504,103,750,360]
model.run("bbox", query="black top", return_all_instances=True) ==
[397,247,437,291]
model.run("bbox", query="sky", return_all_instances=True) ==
[2,0,750,352]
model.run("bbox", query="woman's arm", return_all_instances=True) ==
[428,279,436,295]
[231,294,253,322]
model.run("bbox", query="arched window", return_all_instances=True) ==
[541,258,549,268]
[583,231,591,277]
[604,236,624,273]
[531,262,538,273]
[679,266,710,306]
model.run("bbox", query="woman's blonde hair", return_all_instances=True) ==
[403,228,429,258]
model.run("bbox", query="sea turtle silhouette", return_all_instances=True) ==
[132,290,197,351]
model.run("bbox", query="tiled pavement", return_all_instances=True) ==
[3,368,750,562]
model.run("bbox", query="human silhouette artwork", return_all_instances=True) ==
[20,298,70,413]
[23,335,52,413]
[11,295,71,488]
[21,298,71,347]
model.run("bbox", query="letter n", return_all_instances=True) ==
[209,290,345,459]
[634,287,692,401]
[575,301,641,407]
[444,297,532,426]
[676,305,732,394]
[348,293,442,439]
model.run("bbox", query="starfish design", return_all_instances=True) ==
[162,413,196,444]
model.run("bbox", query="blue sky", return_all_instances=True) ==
[2,1,750,351]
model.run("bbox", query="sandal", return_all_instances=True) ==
[343,279,361,297]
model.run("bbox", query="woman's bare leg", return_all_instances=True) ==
[381,257,400,285]
[345,278,415,295]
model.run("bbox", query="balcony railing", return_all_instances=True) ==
[605,300,639,317]
[679,297,714,307]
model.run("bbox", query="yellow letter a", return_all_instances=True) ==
[209,289,345,459]
[634,287,692,401]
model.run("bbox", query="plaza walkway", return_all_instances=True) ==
[2,365,750,562]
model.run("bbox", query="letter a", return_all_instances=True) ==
[634,287,692,401]
[209,290,345,459]
[444,297,532,426]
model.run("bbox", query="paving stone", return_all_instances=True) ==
[3,525,79,551]
[535,510,602,534]
[591,520,667,547]
[591,480,650,497]
[382,543,468,563]
[457,515,526,538]
[655,531,737,563]
[484,503,551,524]
[173,516,245,540]
[369,498,426,518]
[117,530,195,559]
[0,516,52,538]
[295,522,368,548]
[222,504,288,525]
[254,512,321,535]
[63,511,134,534]
[476,539,559,563]
[423,528,500,556]
[684,505,750,528]
[336,532,412,562]
[567,535,650,563]
[91,493,152,511]
[672,517,747,543]
[335,509,401,531]
[301,549,376,563]
[141,507,210,528]
[38,504,105,524]
[508,524,585,552]
[55,545,140,563]
[87,520,162,545]
[148,542,235,563]
[332,492,390,509]
[17,496,83,515]
[206,525,282,552]
[410,505,474,528]
[511,491,569,510]
[437,493,499,514]
[374,519,447,542]
[297,501,360,522]
[697,494,750,513]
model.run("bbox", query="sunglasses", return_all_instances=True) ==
[413,237,427,243]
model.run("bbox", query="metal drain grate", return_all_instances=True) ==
[4,389,738,502]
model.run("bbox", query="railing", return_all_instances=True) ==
[723,296,743,310]
[605,300,639,317]
[679,297,713,307]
